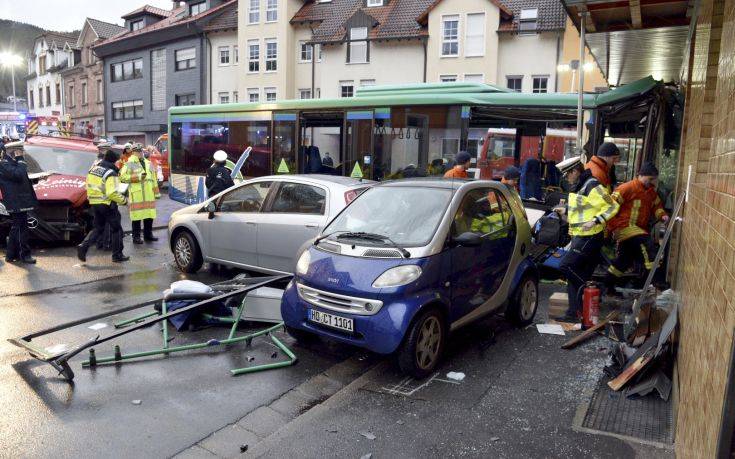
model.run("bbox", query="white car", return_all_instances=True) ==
[168,175,372,274]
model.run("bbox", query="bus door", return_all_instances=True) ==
[344,111,374,179]
[273,113,298,175]
[298,111,344,175]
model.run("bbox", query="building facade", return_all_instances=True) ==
[25,32,80,118]
[60,18,126,138]
[93,1,236,144]
[204,3,240,104]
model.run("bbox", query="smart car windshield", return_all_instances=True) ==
[324,186,453,247]
[22,145,96,177]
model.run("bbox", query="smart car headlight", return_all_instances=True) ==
[372,265,422,288]
[296,250,311,276]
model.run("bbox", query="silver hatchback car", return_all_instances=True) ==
[168,175,372,274]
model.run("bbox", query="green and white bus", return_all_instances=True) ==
[167,78,660,204]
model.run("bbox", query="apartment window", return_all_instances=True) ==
[340,81,354,98]
[464,74,484,83]
[81,81,88,105]
[233,91,238,102]
[532,76,548,93]
[38,86,44,107]
[96,79,103,102]
[299,41,312,62]
[175,93,196,106]
[248,40,260,72]
[266,0,277,22]
[111,100,143,120]
[465,13,485,57]
[440,75,457,83]
[88,48,96,65]
[348,27,368,63]
[28,89,34,109]
[111,58,143,82]
[367,0,383,5]
[67,84,74,107]
[441,15,459,56]
[507,76,522,92]
[233,45,239,64]
[219,46,230,65]
[359,79,376,87]
[39,55,46,75]
[189,1,206,15]
[130,19,143,31]
[248,88,259,102]
[151,48,167,111]
[45,85,51,105]
[265,87,277,102]
[248,0,260,23]
[175,48,196,70]
[519,8,538,34]
[299,89,312,99]
[55,83,61,104]
[265,39,277,71]
[219,92,230,104]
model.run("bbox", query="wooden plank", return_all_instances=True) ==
[561,312,618,350]
[608,351,654,391]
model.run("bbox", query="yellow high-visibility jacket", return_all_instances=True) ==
[120,156,160,221]
[568,177,620,237]
[86,164,127,206]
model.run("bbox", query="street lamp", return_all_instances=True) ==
[0,52,24,112]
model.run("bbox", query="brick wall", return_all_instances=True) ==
[674,0,735,455]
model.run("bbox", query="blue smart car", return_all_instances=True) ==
[281,178,539,378]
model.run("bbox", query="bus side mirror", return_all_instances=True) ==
[206,201,216,219]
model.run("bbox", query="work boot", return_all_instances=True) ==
[77,244,87,262]
[132,237,144,245]
[4,256,17,263]
[144,235,159,242]
[112,255,130,263]
[20,256,36,264]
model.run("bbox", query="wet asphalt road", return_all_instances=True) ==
[0,234,354,458]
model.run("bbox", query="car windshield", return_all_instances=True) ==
[324,186,453,247]
[22,145,96,177]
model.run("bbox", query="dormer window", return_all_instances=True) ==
[130,19,143,31]
[367,0,383,6]
[189,1,207,15]
[347,27,368,64]
[519,8,538,34]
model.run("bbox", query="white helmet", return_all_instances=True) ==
[213,150,228,162]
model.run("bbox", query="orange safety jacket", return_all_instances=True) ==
[607,178,667,241]
[444,166,469,179]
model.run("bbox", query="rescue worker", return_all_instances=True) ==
[561,162,585,193]
[92,150,112,251]
[120,144,160,244]
[501,166,521,191]
[77,150,129,263]
[604,162,669,290]
[205,150,235,197]
[0,142,38,264]
[444,151,472,179]
[559,142,621,320]
[116,142,133,170]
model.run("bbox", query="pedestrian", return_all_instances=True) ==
[558,142,621,321]
[120,144,160,244]
[77,149,129,263]
[0,141,38,264]
[444,151,472,179]
[604,162,669,291]
[501,165,521,191]
[205,150,235,197]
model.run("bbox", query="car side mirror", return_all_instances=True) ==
[454,231,483,247]
[206,201,217,219]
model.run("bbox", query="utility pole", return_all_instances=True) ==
[576,12,587,157]
[11,64,16,111]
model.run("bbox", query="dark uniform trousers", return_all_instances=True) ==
[607,235,655,280]
[559,232,605,317]
[80,204,124,260]
[6,211,31,260]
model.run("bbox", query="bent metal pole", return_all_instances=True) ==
[576,12,587,156]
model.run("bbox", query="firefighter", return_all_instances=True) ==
[444,151,472,179]
[604,162,669,290]
[120,144,160,244]
[0,142,38,264]
[77,150,129,263]
[205,150,235,197]
[558,142,621,320]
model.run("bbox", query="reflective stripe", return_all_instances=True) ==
[129,201,156,211]
[640,244,653,270]
[629,199,641,229]
[607,265,625,277]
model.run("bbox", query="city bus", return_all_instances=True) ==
[167,78,662,204]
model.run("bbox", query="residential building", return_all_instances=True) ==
[60,18,126,138]
[203,2,240,104]
[93,1,236,145]
[25,31,80,118]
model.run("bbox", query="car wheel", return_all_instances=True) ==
[506,274,539,327]
[397,307,446,379]
[284,325,319,343]
[173,230,203,273]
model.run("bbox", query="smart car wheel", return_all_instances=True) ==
[506,274,538,327]
[397,308,446,379]
[173,231,203,274]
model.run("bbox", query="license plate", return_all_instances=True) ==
[308,309,354,333]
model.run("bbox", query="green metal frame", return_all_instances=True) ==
[82,289,297,375]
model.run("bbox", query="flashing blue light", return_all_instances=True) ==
[18,114,26,120]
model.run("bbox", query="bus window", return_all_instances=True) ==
[273,115,297,175]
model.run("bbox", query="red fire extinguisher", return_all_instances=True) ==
[582,282,601,329]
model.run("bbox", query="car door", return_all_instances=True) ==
[207,181,273,267]
[256,181,328,272]
[448,187,516,321]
